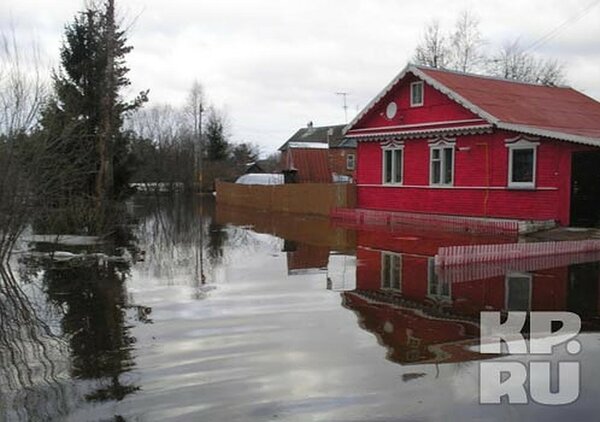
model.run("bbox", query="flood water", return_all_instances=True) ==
[3,195,600,421]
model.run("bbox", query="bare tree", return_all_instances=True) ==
[488,39,566,85]
[260,152,281,173]
[128,104,194,191]
[0,29,47,260]
[0,32,45,137]
[413,20,449,68]
[413,12,567,86]
[448,10,485,73]
[534,59,566,86]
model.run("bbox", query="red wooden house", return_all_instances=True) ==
[344,64,600,227]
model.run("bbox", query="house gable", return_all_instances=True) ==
[346,69,492,141]
[348,64,600,147]
[351,72,484,134]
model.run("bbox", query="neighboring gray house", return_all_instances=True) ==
[278,122,356,182]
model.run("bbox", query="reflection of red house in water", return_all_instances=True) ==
[345,64,600,227]
[343,228,600,365]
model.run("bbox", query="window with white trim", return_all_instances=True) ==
[346,153,355,170]
[429,140,454,186]
[382,252,402,290]
[505,272,532,311]
[427,257,450,299]
[382,147,403,184]
[410,81,424,107]
[507,139,538,189]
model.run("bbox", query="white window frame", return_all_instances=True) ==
[504,272,532,311]
[427,257,451,300]
[346,153,355,170]
[381,252,402,291]
[381,145,404,185]
[410,81,424,107]
[506,138,539,189]
[429,139,455,186]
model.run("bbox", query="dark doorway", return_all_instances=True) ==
[571,151,600,227]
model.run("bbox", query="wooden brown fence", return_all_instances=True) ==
[215,181,356,216]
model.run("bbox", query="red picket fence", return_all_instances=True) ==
[435,240,600,267]
[331,208,520,236]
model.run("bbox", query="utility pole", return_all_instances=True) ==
[96,0,115,231]
[196,100,206,286]
[336,92,349,123]
[197,102,204,192]
[188,81,204,192]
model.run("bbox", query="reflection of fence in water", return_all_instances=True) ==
[437,251,600,284]
[331,208,520,236]
[216,203,356,253]
[436,240,600,267]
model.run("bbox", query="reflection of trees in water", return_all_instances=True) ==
[225,225,285,254]
[135,195,228,290]
[0,264,73,421]
[207,220,227,267]
[25,255,142,403]
[1,202,155,417]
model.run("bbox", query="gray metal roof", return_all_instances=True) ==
[278,124,348,150]
[336,137,357,148]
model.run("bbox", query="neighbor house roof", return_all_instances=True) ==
[281,148,331,183]
[346,64,600,146]
[279,124,347,151]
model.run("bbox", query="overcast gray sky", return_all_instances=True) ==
[2,0,600,154]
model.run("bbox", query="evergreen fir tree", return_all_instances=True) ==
[38,0,147,232]
[205,108,229,161]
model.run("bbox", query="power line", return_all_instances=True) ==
[525,0,600,53]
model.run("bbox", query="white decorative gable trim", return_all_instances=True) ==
[380,139,405,149]
[504,135,540,146]
[428,137,456,146]
[347,124,493,142]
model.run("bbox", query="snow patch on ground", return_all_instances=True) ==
[22,235,104,246]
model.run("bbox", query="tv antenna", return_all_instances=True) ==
[336,92,350,122]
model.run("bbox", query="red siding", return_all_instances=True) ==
[349,246,589,364]
[354,74,481,131]
[280,148,331,183]
[355,248,572,316]
[356,130,591,225]
[356,227,508,257]
[355,247,381,290]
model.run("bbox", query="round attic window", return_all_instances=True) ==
[385,101,397,119]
